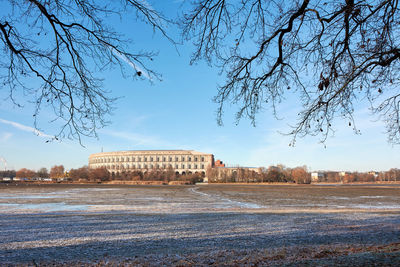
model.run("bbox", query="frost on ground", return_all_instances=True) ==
[0,184,399,266]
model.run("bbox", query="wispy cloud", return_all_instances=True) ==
[0,118,53,138]
[110,47,152,80]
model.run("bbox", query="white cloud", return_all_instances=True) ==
[0,118,53,138]
[110,47,152,80]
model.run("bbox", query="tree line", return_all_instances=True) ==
[206,166,400,184]
[0,165,204,184]
[207,166,311,184]
[68,166,203,184]
[1,165,399,184]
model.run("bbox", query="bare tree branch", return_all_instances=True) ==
[0,0,172,144]
[183,0,400,144]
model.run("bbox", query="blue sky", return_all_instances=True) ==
[0,1,399,172]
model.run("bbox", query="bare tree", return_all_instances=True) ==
[0,0,171,143]
[182,0,400,144]
[37,167,49,178]
[50,164,64,178]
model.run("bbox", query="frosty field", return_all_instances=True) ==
[0,184,399,265]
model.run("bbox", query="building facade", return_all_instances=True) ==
[89,150,214,175]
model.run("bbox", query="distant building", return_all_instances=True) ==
[368,171,379,178]
[311,172,325,182]
[208,166,262,183]
[89,150,214,175]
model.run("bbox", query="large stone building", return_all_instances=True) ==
[89,150,214,175]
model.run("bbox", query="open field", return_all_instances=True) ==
[0,184,399,266]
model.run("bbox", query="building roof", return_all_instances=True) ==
[89,150,213,157]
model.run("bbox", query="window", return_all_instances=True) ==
[188,157,191,162]
[181,164,185,169]
[156,157,160,162]
[116,158,119,162]
[163,157,166,161]
[201,157,204,162]
[112,158,115,162]
[150,157,153,162]
[138,164,141,169]
[168,164,172,168]
[138,157,141,162]
[144,164,148,169]
[126,157,130,162]
[194,157,198,162]
[169,157,172,162]
[181,156,185,161]
[132,157,135,162]
[156,164,159,169]
[175,157,178,161]
[162,164,166,169]
[175,164,178,169]
[188,164,191,169]
[194,164,197,169]
[150,164,153,169]
[144,157,147,162]
[121,157,124,162]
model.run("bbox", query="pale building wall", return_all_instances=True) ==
[89,150,214,175]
